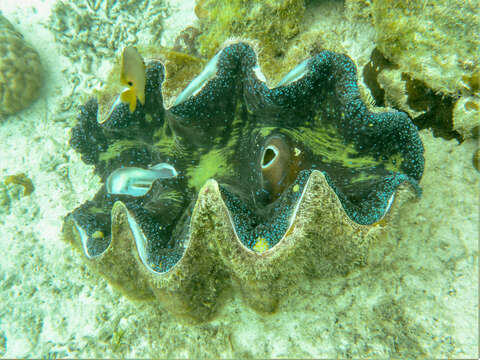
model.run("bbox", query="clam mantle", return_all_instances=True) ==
[63,42,424,322]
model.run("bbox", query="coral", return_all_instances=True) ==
[4,173,34,197]
[364,49,470,141]
[453,96,480,139]
[344,0,373,21]
[48,0,169,69]
[63,42,424,322]
[350,1,480,140]
[0,182,10,220]
[473,148,480,172]
[47,0,169,110]
[371,0,479,97]
[0,14,43,117]
[194,0,305,82]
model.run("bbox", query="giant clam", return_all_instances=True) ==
[63,42,424,322]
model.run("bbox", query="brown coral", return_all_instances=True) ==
[0,14,43,117]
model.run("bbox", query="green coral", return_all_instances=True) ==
[371,0,480,97]
[194,0,305,81]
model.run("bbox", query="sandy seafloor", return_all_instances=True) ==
[0,0,478,358]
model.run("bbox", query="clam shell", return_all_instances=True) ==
[64,171,416,322]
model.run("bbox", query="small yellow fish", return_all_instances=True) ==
[120,46,146,113]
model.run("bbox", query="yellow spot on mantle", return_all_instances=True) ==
[92,231,105,239]
[253,237,270,254]
[292,184,299,192]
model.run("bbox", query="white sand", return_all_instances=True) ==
[0,0,478,357]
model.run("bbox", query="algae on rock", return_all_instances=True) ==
[371,0,479,96]
[370,0,480,139]
[194,0,305,82]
